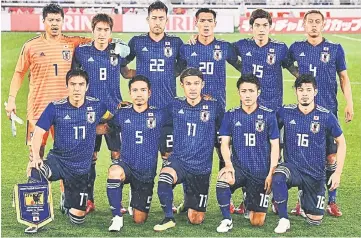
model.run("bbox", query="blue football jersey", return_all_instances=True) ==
[289,39,347,112]
[179,39,239,109]
[113,105,167,182]
[219,105,279,182]
[233,38,292,110]
[278,104,343,180]
[126,33,184,109]
[36,97,107,177]
[167,98,224,175]
[72,42,127,111]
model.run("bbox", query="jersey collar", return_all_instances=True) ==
[147,32,167,43]
[251,37,271,48]
[305,37,326,47]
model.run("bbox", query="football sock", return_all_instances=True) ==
[272,173,289,219]
[88,163,96,203]
[216,181,232,220]
[107,179,122,217]
[158,173,174,219]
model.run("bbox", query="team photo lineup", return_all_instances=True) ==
[2,0,360,236]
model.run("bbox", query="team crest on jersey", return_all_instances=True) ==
[164,46,173,57]
[213,49,222,61]
[87,111,96,124]
[62,50,71,61]
[255,120,265,132]
[110,55,118,66]
[310,121,320,134]
[320,52,330,63]
[147,117,156,129]
[267,53,276,65]
[200,110,210,122]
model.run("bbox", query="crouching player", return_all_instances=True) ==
[215,74,279,232]
[272,74,346,233]
[27,69,108,233]
[106,75,168,231]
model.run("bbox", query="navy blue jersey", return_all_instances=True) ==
[72,42,127,111]
[126,33,184,109]
[36,97,107,176]
[233,38,292,110]
[167,98,224,175]
[179,39,239,109]
[219,105,279,182]
[278,104,343,180]
[289,39,347,112]
[113,105,167,182]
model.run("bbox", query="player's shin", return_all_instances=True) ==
[158,173,174,219]
[87,162,96,203]
[326,162,337,204]
[216,181,232,220]
[272,173,289,219]
[107,179,123,217]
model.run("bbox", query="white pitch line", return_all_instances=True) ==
[331,34,361,42]
[228,76,361,85]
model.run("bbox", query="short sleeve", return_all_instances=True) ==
[219,111,232,136]
[281,44,293,69]
[226,42,238,63]
[268,112,280,140]
[288,43,297,64]
[336,44,347,72]
[326,113,343,138]
[36,103,56,131]
[276,107,285,129]
[71,47,81,69]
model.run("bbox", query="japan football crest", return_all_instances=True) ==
[213,45,222,61]
[147,117,156,129]
[320,52,330,63]
[87,112,95,124]
[310,121,320,134]
[110,55,118,66]
[62,50,71,61]
[255,120,265,132]
[267,52,276,65]
[200,110,210,122]
[164,42,173,57]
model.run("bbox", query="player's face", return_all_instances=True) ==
[251,18,270,41]
[147,9,167,35]
[93,21,112,45]
[295,83,317,106]
[181,76,204,100]
[43,13,63,37]
[129,81,150,106]
[67,76,88,102]
[238,82,259,106]
[304,13,324,38]
[196,13,216,37]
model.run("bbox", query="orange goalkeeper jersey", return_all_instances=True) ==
[10,33,91,120]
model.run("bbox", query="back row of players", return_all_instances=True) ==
[6,1,353,234]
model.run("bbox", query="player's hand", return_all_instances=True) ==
[328,172,341,191]
[117,101,132,109]
[5,96,16,118]
[218,164,235,184]
[202,94,213,101]
[96,123,110,135]
[112,38,130,58]
[344,103,354,123]
[187,34,198,45]
[31,157,44,171]
[264,175,272,194]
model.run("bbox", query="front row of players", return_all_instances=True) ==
[28,67,346,234]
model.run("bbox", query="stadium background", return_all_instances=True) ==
[1,0,361,236]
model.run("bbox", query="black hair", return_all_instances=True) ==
[294,74,317,89]
[92,13,114,31]
[66,68,89,86]
[195,8,217,20]
[236,74,261,90]
[128,75,151,90]
[148,1,168,15]
[180,67,204,83]
[249,9,272,26]
[303,10,325,22]
[42,3,64,20]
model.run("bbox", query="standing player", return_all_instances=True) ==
[72,13,133,214]
[272,74,346,233]
[153,68,224,231]
[106,76,167,231]
[216,74,279,233]
[27,68,108,233]
[288,10,353,216]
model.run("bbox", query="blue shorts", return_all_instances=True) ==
[159,125,173,156]
[326,110,338,156]
[276,163,326,216]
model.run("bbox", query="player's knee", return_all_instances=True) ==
[161,152,171,160]
[272,172,287,185]
[326,154,336,165]
[68,209,86,225]
[111,150,120,160]
[132,209,148,224]
[188,209,205,225]
[159,167,177,183]
[249,212,266,227]
[108,165,123,180]
[306,214,323,226]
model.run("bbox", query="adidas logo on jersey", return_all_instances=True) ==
[64,115,71,120]
[88,57,94,62]
[191,52,197,56]
[235,121,242,126]
[178,109,184,114]
[142,47,148,52]
[246,52,252,56]
[289,119,296,125]
[299,52,305,57]
[125,119,131,123]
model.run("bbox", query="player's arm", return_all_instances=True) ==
[175,44,187,77]
[66,35,92,47]
[120,65,136,79]
[284,43,299,78]
[226,43,242,72]
[71,47,82,69]
[125,37,136,64]
[285,64,299,78]
[218,112,235,181]
[265,113,280,193]
[6,43,31,116]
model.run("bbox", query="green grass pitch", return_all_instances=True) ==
[1,32,361,237]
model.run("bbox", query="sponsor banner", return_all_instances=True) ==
[243,9,361,18]
[2,13,11,31]
[10,14,123,32]
[239,17,361,33]
[122,15,234,33]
